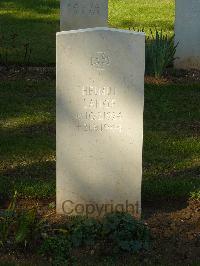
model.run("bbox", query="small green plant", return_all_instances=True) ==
[15,208,46,247]
[15,208,37,245]
[40,216,101,264]
[190,190,200,200]
[40,236,72,266]
[146,29,178,78]
[68,216,101,247]
[102,212,150,253]
[0,191,17,246]
[0,192,45,248]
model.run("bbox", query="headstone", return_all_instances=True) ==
[175,0,200,70]
[56,28,145,218]
[60,0,108,31]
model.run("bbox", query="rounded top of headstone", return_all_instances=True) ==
[57,27,145,37]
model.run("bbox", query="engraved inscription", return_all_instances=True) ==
[82,86,115,96]
[76,84,122,133]
[89,3,100,15]
[76,112,122,121]
[67,1,102,16]
[83,98,116,109]
[77,122,122,133]
[91,52,110,70]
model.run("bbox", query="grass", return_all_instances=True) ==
[0,0,60,65]
[0,80,56,200]
[0,0,175,65]
[109,0,174,34]
[143,83,200,200]
[0,80,199,202]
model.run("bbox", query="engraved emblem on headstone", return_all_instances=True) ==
[91,52,110,70]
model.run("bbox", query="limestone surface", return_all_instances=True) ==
[60,0,108,31]
[56,28,145,217]
[175,0,200,70]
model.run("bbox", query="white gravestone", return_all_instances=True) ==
[175,0,200,70]
[60,0,108,31]
[56,28,145,218]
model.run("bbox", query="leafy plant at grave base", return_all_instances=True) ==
[40,216,102,264]
[0,32,32,70]
[1,194,150,264]
[102,212,150,253]
[39,235,72,266]
[145,29,178,78]
[67,216,102,247]
[40,214,150,264]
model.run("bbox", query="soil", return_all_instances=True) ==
[0,65,55,81]
[0,65,200,84]
[146,199,200,265]
[145,68,200,85]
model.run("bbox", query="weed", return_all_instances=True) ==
[0,32,32,70]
